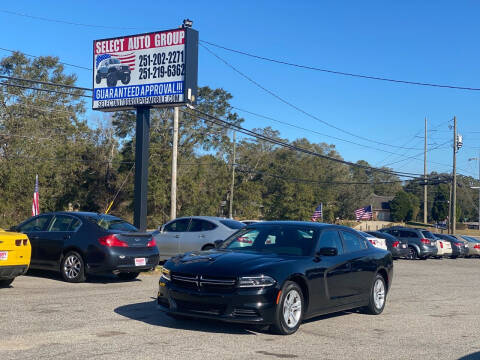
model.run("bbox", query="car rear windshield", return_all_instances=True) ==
[219,219,245,230]
[420,230,436,239]
[220,226,317,256]
[88,215,138,232]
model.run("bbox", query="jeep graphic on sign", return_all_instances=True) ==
[95,58,131,87]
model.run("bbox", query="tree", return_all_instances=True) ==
[390,191,411,222]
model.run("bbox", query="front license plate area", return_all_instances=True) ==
[135,257,146,266]
[0,251,8,260]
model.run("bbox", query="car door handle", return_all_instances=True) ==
[199,235,206,238]
[175,235,180,238]
[30,236,39,240]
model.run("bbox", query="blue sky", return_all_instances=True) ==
[1,1,479,179]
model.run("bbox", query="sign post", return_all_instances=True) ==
[93,24,198,231]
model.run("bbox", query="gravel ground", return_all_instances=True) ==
[1,258,480,360]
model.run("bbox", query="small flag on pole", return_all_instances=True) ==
[354,205,373,220]
[311,203,323,222]
[32,174,39,216]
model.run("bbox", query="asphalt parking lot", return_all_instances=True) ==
[1,259,480,360]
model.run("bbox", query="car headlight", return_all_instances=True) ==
[160,267,171,282]
[238,275,276,288]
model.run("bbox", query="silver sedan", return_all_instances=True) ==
[153,216,245,261]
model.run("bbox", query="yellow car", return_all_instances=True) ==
[0,228,31,287]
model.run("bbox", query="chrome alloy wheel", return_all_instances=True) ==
[373,278,385,310]
[63,254,81,279]
[283,289,302,328]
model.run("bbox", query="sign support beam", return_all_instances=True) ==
[134,106,150,231]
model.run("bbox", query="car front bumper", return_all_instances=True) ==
[157,280,279,325]
[0,265,28,280]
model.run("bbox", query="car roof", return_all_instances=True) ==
[246,221,353,231]
[37,211,120,219]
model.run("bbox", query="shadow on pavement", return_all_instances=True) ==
[25,269,142,284]
[458,352,480,360]
[114,300,262,335]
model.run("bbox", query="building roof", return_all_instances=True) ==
[363,193,394,210]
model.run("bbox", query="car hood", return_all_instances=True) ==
[166,250,292,277]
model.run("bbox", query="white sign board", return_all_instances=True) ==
[93,28,198,111]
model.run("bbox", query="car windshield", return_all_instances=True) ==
[219,219,245,230]
[88,214,138,232]
[220,225,317,256]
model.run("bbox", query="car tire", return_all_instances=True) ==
[60,251,86,283]
[121,74,130,85]
[407,246,418,260]
[106,73,117,87]
[117,272,140,281]
[420,256,428,260]
[271,281,304,335]
[0,278,14,287]
[95,74,101,84]
[365,274,386,315]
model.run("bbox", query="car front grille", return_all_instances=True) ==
[174,300,226,315]
[171,272,236,292]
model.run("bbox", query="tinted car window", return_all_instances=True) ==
[189,219,217,232]
[221,226,317,256]
[219,219,245,230]
[399,230,416,238]
[164,219,190,232]
[318,230,343,255]
[341,231,367,253]
[18,215,51,232]
[70,218,82,231]
[49,215,75,232]
[420,230,436,239]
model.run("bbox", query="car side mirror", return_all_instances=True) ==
[214,240,224,248]
[318,247,338,256]
[159,225,165,233]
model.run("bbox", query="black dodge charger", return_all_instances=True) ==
[13,212,159,282]
[158,221,393,335]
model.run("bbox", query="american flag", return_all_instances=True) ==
[96,53,136,70]
[32,174,39,216]
[311,203,323,222]
[355,205,373,220]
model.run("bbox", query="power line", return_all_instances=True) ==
[0,9,143,30]
[0,47,91,71]
[0,81,90,98]
[201,43,428,151]
[183,106,436,179]
[200,40,480,91]
[0,75,92,92]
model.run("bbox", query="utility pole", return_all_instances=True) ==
[424,117,428,224]
[451,116,457,234]
[229,131,236,219]
[170,107,179,220]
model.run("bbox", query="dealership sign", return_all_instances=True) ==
[92,28,198,111]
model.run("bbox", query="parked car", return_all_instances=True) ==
[379,227,438,260]
[434,234,467,258]
[158,221,393,335]
[357,231,387,250]
[433,236,452,258]
[153,216,245,261]
[366,231,409,259]
[12,212,159,283]
[0,228,31,287]
[459,235,480,257]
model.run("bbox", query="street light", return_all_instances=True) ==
[468,156,480,230]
